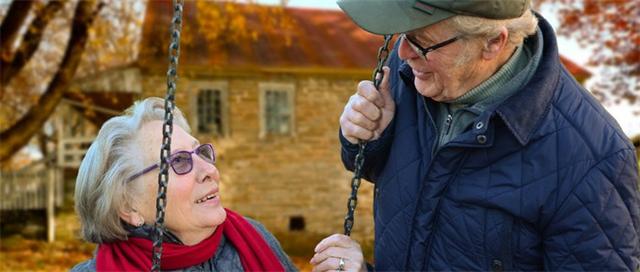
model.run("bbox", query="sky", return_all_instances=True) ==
[257,0,639,137]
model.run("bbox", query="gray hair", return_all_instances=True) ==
[75,97,190,243]
[446,9,537,67]
[448,9,538,46]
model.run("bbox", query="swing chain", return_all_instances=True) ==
[344,34,393,236]
[152,0,184,271]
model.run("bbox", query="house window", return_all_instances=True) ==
[260,83,294,137]
[197,89,224,135]
[289,216,305,231]
[265,90,290,134]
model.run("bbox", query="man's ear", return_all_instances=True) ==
[482,26,509,60]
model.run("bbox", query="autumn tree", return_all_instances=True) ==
[0,0,143,163]
[195,1,295,48]
[139,0,295,69]
[0,0,294,163]
[537,0,639,107]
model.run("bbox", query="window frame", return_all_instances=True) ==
[190,80,229,137]
[258,82,295,138]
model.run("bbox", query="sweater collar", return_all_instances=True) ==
[450,44,527,108]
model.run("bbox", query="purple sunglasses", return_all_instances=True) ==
[127,143,216,182]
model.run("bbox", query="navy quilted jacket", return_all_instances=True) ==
[340,15,640,271]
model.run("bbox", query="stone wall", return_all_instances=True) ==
[141,72,375,245]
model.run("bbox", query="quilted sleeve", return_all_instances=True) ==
[339,120,394,183]
[543,149,640,271]
[339,44,402,183]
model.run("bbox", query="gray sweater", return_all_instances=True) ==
[71,218,298,271]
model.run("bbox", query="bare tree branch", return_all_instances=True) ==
[0,0,34,61]
[1,0,65,87]
[0,0,103,162]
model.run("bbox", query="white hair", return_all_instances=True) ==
[449,9,538,46]
[446,9,538,67]
[74,97,190,243]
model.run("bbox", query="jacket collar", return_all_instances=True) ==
[495,14,560,146]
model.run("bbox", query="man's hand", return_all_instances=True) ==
[340,66,395,144]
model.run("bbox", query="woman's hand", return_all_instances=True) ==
[310,234,367,272]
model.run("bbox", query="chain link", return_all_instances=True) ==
[151,0,184,271]
[344,35,393,236]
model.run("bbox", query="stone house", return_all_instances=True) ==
[135,1,383,245]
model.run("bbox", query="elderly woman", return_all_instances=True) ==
[71,97,296,271]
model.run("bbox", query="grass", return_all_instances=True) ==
[0,212,95,271]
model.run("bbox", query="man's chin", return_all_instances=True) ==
[415,82,438,99]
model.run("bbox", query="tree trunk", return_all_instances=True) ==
[0,0,102,163]
[1,0,65,88]
[0,0,34,60]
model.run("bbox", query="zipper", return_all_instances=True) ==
[444,114,453,134]
[435,112,454,155]
[422,97,439,156]
[422,151,471,270]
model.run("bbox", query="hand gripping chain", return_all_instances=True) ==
[343,35,393,236]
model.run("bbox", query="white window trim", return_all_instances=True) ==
[258,82,295,138]
[189,80,229,137]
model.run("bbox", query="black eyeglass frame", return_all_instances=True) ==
[401,33,460,61]
[127,143,216,182]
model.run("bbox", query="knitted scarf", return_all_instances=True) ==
[96,209,284,271]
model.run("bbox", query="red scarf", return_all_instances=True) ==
[96,209,285,271]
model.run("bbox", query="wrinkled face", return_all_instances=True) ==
[135,121,226,240]
[398,21,481,102]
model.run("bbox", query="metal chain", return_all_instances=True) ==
[344,34,393,236]
[151,0,184,271]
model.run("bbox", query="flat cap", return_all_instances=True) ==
[337,0,531,34]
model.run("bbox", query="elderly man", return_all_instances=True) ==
[311,0,640,271]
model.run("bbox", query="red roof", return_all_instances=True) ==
[139,1,384,71]
[139,1,591,80]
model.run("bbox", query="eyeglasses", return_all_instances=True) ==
[401,33,460,62]
[127,143,216,182]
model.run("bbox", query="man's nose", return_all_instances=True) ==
[398,37,419,61]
